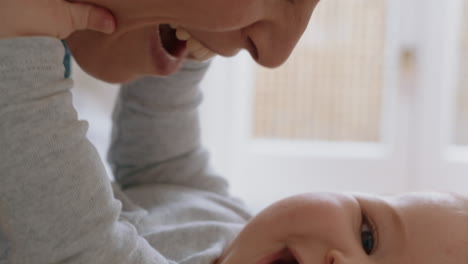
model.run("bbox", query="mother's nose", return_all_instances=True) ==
[244,0,319,67]
[245,19,306,68]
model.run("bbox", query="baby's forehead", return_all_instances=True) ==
[370,192,468,233]
[386,193,468,264]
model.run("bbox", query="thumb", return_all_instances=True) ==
[64,1,116,35]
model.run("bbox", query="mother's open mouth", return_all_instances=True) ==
[150,24,216,75]
[257,247,301,264]
[159,24,187,58]
[149,24,188,75]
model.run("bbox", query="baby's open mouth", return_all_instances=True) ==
[259,248,300,264]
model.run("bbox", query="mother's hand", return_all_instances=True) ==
[0,0,116,39]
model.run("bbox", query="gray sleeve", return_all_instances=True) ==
[0,37,167,264]
[108,60,229,195]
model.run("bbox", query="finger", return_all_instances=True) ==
[65,2,116,35]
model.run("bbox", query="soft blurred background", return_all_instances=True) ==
[72,0,468,212]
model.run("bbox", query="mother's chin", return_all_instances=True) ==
[66,27,160,84]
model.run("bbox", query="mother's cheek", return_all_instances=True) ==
[65,31,115,82]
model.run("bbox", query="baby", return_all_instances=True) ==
[221,192,468,264]
[1,0,467,264]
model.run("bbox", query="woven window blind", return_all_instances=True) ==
[253,0,386,142]
[454,1,468,145]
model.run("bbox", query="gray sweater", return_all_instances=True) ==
[0,37,251,264]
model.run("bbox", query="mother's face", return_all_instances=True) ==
[66,0,320,83]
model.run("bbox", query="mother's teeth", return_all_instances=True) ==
[193,49,216,61]
[186,38,215,60]
[192,47,209,57]
[186,38,204,51]
[173,26,216,61]
[175,28,191,41]
[187,38,212,56]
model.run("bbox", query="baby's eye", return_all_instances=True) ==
[360,215,376,255]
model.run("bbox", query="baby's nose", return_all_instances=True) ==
[325,249,346,264]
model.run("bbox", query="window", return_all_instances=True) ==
[454,0,468,145]
[253,0,385,142]
[200,0,468,211]
[73,0,468,212]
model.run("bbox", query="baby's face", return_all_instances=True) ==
[217,192,468,264]
[65,0,320,83]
